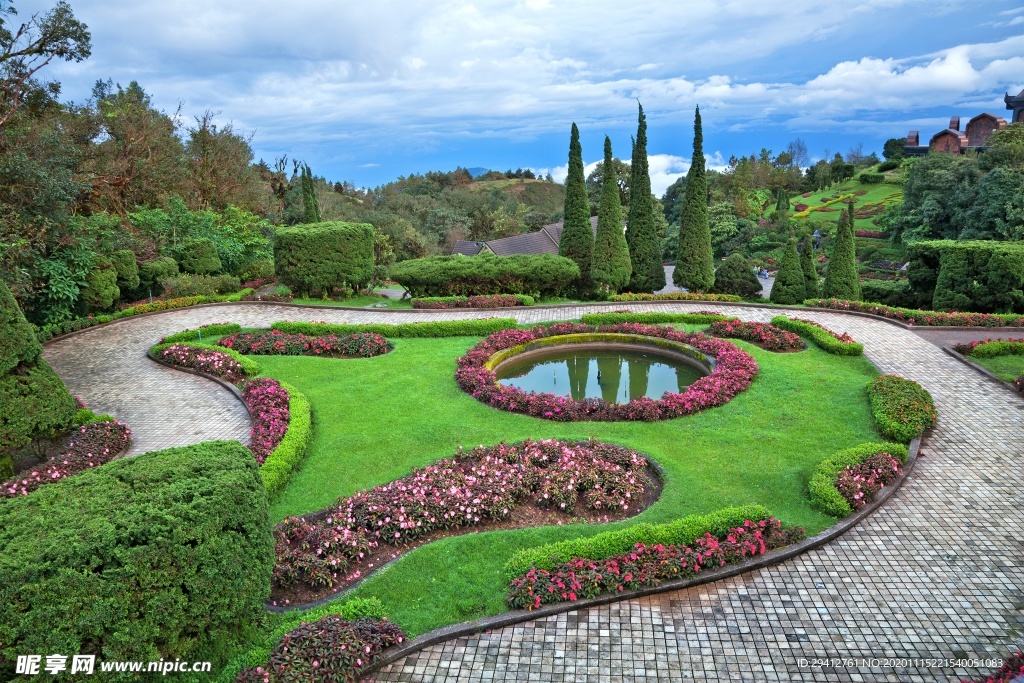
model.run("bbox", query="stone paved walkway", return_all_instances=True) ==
[42,302,1024,681]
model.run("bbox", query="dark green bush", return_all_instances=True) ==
[0,364,75,457]
[391,253,579,297]
[868,375,937,442]
[271,317,517,338]
[859,280,919,308]
[504,505,770,580]
[237,259,275,283]
[859,171,885,184]
[769,239,807,305]
[0,441,273,681]
[274,222,374,295]
[160,273,242,297]
[808,442,908,517]
[877,160,901,173]
[138,257,180,295]
[580,312,727,325]
[177,237,223,275]
[109,249,140,292]
[81,262,120,312]
[0,280,42,375]
[710,253,762,297]
[907,240,1024,313]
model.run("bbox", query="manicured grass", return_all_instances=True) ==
[255,327,881,636]
[792,180,902,232]
[971,354,1024,383]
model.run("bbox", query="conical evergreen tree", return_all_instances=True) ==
[769,238,807,305]
[591,136,632,293]
[800,234,819,299]
[673,106,714,292]
[822,205,860,300]
[558,123,594,295]
[301,164,321,224]
[626,104,665,292]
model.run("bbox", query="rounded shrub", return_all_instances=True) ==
[109,249,140,292]
[274,222,374,296]
[177,238,223,275]
[0,440,274,681]
[391,253,579,297]
[80,262,120,312]
[139,257,180,295]
[711,253,762,297]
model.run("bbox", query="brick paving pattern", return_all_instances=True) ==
[42,302,1024,681]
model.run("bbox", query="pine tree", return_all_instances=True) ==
[625,104,665,292]
[558,123,594,295]
[710,253,762,297]
[591,136,632,293]
[822,206,860,300]
[301,164,321,224]
[800,234,819,299]
[673,106,714,292]
[769,238,807,305]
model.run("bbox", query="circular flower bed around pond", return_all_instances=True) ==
[455,322,758,422]
[270,438,659,605]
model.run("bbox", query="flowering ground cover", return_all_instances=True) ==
[707,319,805,352]
[248,328,880,637]
[219,329,393,358]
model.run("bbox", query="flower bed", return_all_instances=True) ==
[272,438,656,595]
[608,292,742,303]
[953,339,1024,358]
[506,518,803,610]
[0,420,132,497]
[808,442,908,517]
[707,319,805,352]
[154,343,250,382]
[770,316,863,356]
[834,452,902,511]
[243,379,291,465]
[868,375,937,443]
[219,329,393,358]
[271,318,517,338]
[411,294,534,309]
[1016,375,1024,392]
[235,616,406,683]
[805,299,1024,327]
[962,651,1024,683]
[455,323,758,422]
[580,311,727,326]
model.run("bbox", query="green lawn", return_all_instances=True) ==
[255,327,881,636]
[792,179,902,232]
[971,354,1024,383]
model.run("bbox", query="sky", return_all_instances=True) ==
[19,0,1024,195]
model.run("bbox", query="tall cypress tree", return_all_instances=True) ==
[769,237,807,305]
[626,103,665,292]
[591,136,632,293]
[558,123,593,295]
[822,205,860,300]
[673,106,714,292]
[301,164,321,224]
[800,234,819,299]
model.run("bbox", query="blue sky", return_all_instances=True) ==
[22,0,1024,194]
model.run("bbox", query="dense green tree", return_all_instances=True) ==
[184,110,268,214]
[80,259,118,311]
[585,157,630,213]
[710,253,762,297]
[769,238,807,305]
[882,137,907,160]
[591,137,631,293]
[822,206,860,300]
[558,123,593,294]
[300,163,321,224]
[673,106,714,292]
[800,234,819,298]
[626,104,664,292]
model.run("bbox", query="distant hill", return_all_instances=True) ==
[468,178,566,217]
[466,167,491,178]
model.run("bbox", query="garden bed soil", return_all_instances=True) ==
[268,462,662,608]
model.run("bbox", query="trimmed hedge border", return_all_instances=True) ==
[580,311,728,325]
[770,316,864,356]
[160,322,243,344]
[354,435,922,679]
[868,375,937,443]
[411,294,535,309]
[805,298,1024,328]
[150,340,261,378]
[609,292,742,303]
[271,318,517,338]
[808,441,909,517]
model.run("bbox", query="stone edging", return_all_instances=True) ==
[39,298,1024,347]
[941,346,1023,398]
[354,435,923,676]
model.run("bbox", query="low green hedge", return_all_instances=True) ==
[969,340,1024,358]
[808,441,908,517]
[0,441,273,682]
[868,375,937,443]
[608,292,742,302]
[161,323,243,344]
[259,381,311,499]
[580,312,727,326]
[503,505,770,582]
[770,316,863,356]
[215,597,387,683]
[150,340,262,378]
[271,318,517,338]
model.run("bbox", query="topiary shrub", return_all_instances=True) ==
[769,238,808,305]
[391,253,579,298]
[858,171,884,184]
[710,253,762,297]
[80,262,120,312]
[138,256,180,295]
[868,375,937,442]
[274,222,374,296]
[0,441,274,681]
[822,207,860,301]
[177,238,222,275]
[0,280,42,375]
[109,249,140,292]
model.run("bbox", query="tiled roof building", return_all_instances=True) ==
[452,216,599,256]
[905,108,1011,157]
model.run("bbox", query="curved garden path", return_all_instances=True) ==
[42,303,1024,682]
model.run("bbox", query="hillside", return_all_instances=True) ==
[468,178,567,217]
